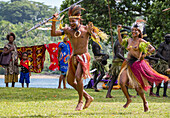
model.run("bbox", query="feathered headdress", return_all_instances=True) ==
[68,5,85,19]
[88,22,109,49]
[131,19,146,34]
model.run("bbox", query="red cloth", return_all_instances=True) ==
[20,59,30,70]
[44,41,72,71]
[69,53,91,79]
[17,45,46,73]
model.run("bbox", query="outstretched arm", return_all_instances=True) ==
[51,13,65,36]
[117,25,123,44]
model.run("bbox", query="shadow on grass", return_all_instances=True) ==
[0,87,169,103]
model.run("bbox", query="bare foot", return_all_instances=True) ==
[106,95,115,98]
[75,101,83,111]
[149,93,156,97]
[92,86,100,92]
[58,87,61,89]
[64,87,67,89]
[144,102,149,112]
[83,96,94,109]
[123,99,132,108]
[129,95,136,98]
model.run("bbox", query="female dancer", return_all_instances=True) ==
[117,24,169,112]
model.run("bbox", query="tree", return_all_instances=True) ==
[60,0,169,48]
[145,0,170,47]
[0,0,57,24]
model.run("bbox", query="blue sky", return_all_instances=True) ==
[1,0,65,8]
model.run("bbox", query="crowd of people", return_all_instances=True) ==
[0,5,169,112]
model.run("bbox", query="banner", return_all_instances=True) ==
[45,41,72,71]
[17,45,46,73]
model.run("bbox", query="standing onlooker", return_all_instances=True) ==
[155,33,170,97]
[19,52,31,88]
[3,32,19,87]
[58,36,71,89]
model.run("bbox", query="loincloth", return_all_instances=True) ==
[91,55,105,74]
[109,58,123,76]
[68,53,91,79]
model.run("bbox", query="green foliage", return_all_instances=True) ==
[0,0,57,24]
[145,0,170,48]
[0,0,169,73]
[60,0,169,48]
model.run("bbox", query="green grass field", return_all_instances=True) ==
[0,87,169,118]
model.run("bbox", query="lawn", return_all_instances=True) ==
[0,87,169,118]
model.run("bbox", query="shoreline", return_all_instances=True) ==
[0,74,60,79]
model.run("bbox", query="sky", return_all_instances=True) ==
[0,0,65,8]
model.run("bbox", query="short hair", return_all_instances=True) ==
[22,52,28,57]
[6,32,16,40]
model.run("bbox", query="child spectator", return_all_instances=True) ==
[19,52,31,88]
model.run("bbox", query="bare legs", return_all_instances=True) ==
[58,74,66,89]
[119,70,132,108]
[6,82,15,87]
[119,69,148,112]
[92,68,105,92]
[21,83,29,88]
[106,76,117,98]
[67,63,93,111]
[156,81,168,97]
[135,87,148,112]
[6,83,8,87]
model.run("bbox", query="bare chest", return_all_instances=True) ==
[67,28,89,46]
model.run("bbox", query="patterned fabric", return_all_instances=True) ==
[44,41,72,71]
[58,42,71,72]
[69,53,91,79]
[20,59,30,70]
[17,45,46,73]
[5,73,18,83]
[4,43,19,75]
[20,59,30,73]
[118,60,169,91]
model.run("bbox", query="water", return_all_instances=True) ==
[0,78,90,88]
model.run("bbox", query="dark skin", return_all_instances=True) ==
[3,36,18,87]
[117,25,155,112]
[91,41,108,91]
[51,13,94,111]
[106,39,135,98]
[155,35,170,97]
[146,56,159,97]
[58,37,68,89]
[19,53,31,88]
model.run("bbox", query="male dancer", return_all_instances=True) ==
[91,40,109,92]
[155,33,170,97]
[51,5,99,111]
[106,30,134,98]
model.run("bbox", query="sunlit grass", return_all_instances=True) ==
[0,87,169,117]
